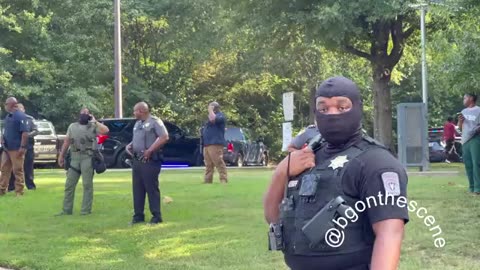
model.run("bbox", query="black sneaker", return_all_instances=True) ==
[149,217,163,225]
[129,219,145,226]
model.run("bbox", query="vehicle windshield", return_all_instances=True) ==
[225,128,245,141]
[36,122,54,136]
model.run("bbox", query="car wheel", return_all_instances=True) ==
[116,149,131,168]
[235,153,244,167]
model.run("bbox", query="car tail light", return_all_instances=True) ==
[97,135,109,144]
[227,143,234,152]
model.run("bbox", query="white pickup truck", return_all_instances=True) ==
[33,120,65,164]
[0,119,65,165]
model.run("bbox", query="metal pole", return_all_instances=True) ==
[114,0,123,118]
[420,6,430,171]
[421,7,428,107]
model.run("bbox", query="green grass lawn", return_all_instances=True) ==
[0,165,479,270]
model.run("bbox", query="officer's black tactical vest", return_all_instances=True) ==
[280,137,383,256]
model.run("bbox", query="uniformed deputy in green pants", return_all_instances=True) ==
[57,108,109,215]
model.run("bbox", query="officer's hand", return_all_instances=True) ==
[278,148,315,177]
[143,149,152,161]
[17,148,26,158]
[58,156,64,167]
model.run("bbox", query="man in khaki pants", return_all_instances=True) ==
[0,97,29,196]
[201,102,228,183]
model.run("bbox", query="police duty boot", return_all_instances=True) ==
[149,217,163,225]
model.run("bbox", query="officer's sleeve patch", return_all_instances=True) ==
[381,172,401,196]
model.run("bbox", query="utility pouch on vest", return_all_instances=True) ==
[268,223,284,251]
[280,196,295,213]
[301,196,349,246]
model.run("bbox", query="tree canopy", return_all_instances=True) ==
[0,0,478,160]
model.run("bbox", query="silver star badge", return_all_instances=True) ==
[329,155,349,170]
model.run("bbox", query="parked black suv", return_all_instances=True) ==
[222,126,268,167]
[99,118,203,168]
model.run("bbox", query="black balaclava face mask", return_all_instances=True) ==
[315,76,363,147]
[79,113,91,125]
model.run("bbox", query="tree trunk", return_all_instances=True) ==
[309,86,316,124]
[372,63,395,153]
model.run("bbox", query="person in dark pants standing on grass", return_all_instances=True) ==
[8,103,38,191]
[126,102,169,225]
[458,93,480,195]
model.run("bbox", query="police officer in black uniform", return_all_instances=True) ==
[264,76,409,270]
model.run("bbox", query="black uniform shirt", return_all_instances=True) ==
[285,143,409,270]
